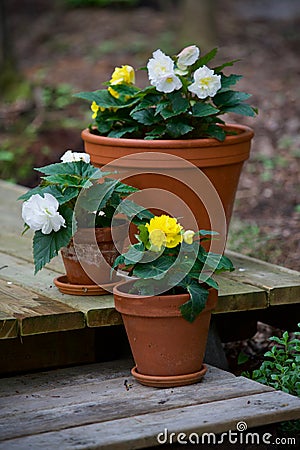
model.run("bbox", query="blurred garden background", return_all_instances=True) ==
[0,0,299,271]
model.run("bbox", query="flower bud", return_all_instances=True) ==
[183,230,195,244]
[177,45,200,69]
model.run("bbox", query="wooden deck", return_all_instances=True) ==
[0,179,300,373]
[0,358,299,449]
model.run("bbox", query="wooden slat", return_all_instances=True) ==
[215,275,267,312]
[0,251,271,331]
[0,366,272,441]
[0,279,85,335]
[0,310,17,339]
[0,252,121,328]
[0,389,299,450]
[226,251,300,306]
[0,329,96,375]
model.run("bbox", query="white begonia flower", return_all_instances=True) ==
[60,150,90,164]
[147,49,182,93]
[183,230,195,245]
[22,193,66,235]
[153,72,182,93]
[177,45,200,70]
[188,65,221,99]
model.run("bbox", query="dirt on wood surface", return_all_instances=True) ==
[1,0,299,372]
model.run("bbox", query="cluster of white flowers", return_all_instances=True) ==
[22,193,65,235]
[22,151,91,235]
[147,45,221,99]
[60,150,90,163]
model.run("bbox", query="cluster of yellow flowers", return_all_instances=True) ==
[145,215,195,252]
[91,65,134,119]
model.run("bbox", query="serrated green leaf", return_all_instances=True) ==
[214,59,240,72]
[133,255,173,280]
[82,179,119,212]
[117,199,154,222]
[205,125,226,141]
[192,103,220,117]
[108,126,139,138]
[214,90,252,107]
[179,281,208,322]
[222,103,257,117]
[166,121,194,138]
[123,243,145,265]
[219,74,243,91]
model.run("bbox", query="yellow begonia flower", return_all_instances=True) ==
[183,230,195,245]
[149,229,166,252]
[91,101,105,118]
[146,215,183,250]
[91,101,99,119]
[108,65,135,99]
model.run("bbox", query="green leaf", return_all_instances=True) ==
[170,92,190,115]
[221,103,257,117]
[144,126,167,140]
[123,243,145,265]
[166,121,194,138]
[214,59,240,72]
[74,89,138,109]
[219,74,243,91]
[195,48,218,69]
[33,206,74,273]
[108,126,139,138]
[117,199,154,222]
[206,125,226,141]
[179,281,208,322]
[214,90,252,107]
[130,108,160,126]
[133,255,174,280]
[18,185,79,205]
[82,179,119,212]
[36,161,103,180]
[136,224,149,246]
[192,103,220,117]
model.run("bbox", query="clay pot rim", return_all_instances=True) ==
[82,123,254,149]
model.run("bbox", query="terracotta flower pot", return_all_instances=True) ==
[113,280,218,387]
[61,223,127,286]
[82,124,254,252]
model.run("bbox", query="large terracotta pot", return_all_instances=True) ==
[113,280,218,387]
[82,124,254,252]
[61,223,127,285]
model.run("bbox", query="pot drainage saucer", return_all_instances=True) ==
[54,275,122,296]
[131,364,207,388]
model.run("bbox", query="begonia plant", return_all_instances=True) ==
[19,151,152,273]
[113,214,234,322]
[75,45,257,141]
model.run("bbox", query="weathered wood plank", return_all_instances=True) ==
[226,251,300,305]
[0,329,96,375]
[0,252,121,328]
[0,278,85,335]
[0,372,273,441]
[0,310,18,339]
[215,275,267,312]
[0,390,299,450]
[0,251,271,331]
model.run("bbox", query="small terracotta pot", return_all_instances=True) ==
[113,280,218,386]
[61,223,127,285]
[82,124,254,252]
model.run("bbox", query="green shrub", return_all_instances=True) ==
[246,324,300,396]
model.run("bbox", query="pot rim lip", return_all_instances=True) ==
[82,123,254,149]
